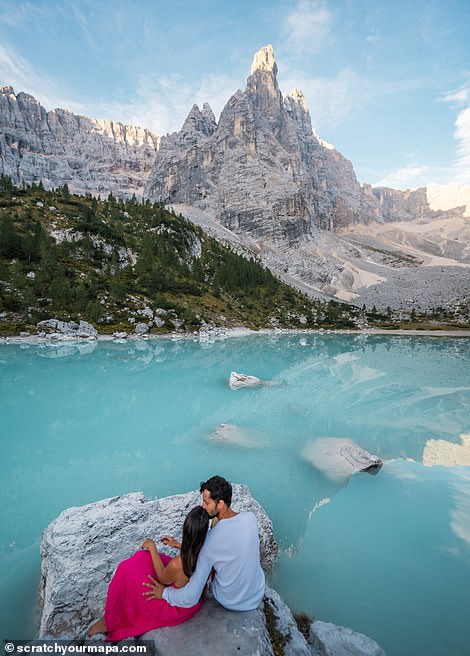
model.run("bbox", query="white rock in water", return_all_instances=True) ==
[301,437,382,483]
[229,371,263,389]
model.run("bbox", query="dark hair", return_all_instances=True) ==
[181,506,209,578]
[199,475,232,506]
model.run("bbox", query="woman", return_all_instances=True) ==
[87,506,209,641]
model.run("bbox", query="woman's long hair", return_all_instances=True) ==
[180,506,209,578]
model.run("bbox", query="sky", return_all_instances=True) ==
[0,0,469,190]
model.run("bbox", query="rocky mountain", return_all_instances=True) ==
[145,45,379,236]
[144,45,470,311]
[0,85,159,197]
[1,46,469,313]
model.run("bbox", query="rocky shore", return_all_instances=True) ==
[0,316,469,345]
[39,486,386,655]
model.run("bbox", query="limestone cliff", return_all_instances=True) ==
[145,44,377,236]
[0,85,159,197]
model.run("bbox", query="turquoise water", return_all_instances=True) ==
[1,334,469,655]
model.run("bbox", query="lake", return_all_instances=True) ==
[0,333,469,655]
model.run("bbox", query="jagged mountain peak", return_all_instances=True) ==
[250,44,278,76]
[1,85,16,97]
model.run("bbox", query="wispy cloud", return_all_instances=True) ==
[0,37,238,135]
[373,164,433,190]
[283,0,333,53]
[281,66,365,130]
[440,83,470,186]
[453,106,470,185]
[93,72,240,135]
[0,42,83,112]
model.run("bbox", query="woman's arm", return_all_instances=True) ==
[141,539,179,585]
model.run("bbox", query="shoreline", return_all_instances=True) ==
[1,326,470,345]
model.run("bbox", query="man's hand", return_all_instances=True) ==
[142,574,165,600]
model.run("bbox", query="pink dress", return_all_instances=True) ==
[104,550,202,641]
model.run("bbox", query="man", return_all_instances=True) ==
[143,475,265,610]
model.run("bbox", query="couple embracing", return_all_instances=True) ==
[88,476,265,641]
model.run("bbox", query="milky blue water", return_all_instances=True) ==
[1,334,469,655]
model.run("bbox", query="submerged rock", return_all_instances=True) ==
[208,423,267,448]
[301,438,383,483]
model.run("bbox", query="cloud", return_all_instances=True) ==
[450,468,470,547]
[280,66,366,131]
[452,105,470,185]
[283,0,333,53]
[440,83,470,185]
[0,42,83,113]
[93,72,240,135]
[373,164,431,190]
[0,37,237,135]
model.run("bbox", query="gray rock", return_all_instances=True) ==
[37,319,58,331]
[309,621,386,656]
[138,307,154,319]
[0,85,159,198]
[134,322,150,335]
[19,331,30,337]
[154,317,165,328]
[77,320,98,338]
[39,486,278,639]
[264,586,312,656]
[144,593,273,656]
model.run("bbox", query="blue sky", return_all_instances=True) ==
[1,0,469,189]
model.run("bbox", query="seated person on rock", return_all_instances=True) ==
[87,505,209,641]
[143,475,265,611]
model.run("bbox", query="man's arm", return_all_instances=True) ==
[162,549,213,608]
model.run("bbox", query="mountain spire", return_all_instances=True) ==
[250,44,278,76]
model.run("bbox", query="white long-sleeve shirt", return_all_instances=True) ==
[162,511,265,611]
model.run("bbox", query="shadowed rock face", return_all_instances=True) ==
[0,86,159,197]
[144,45,378,237]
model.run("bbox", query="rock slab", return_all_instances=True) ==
[39,486,278,639]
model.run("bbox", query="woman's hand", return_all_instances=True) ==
[160,535,181,549]
[141,538,158,552]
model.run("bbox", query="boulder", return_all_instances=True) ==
[309,621,386,656]
[77,320,98,338]
[36,319,98,339]
[39,486,278,639]
[229,371,264,389]
[264,586,313,656]
[134,322,150,335]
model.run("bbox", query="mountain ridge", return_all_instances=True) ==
[1,46,469,313]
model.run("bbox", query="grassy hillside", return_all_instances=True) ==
[0,177,361,334]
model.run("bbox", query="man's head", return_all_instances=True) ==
[200,475,232,518]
